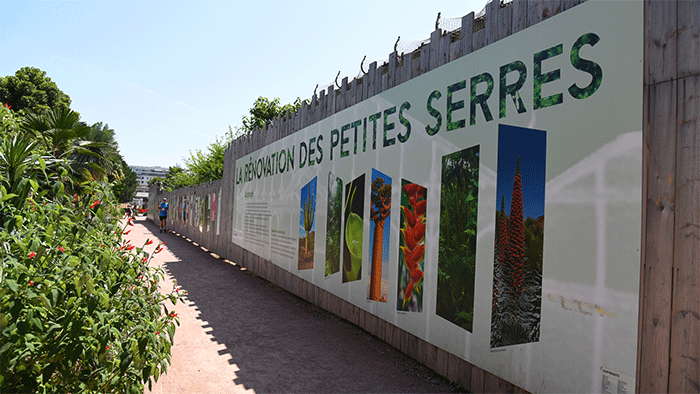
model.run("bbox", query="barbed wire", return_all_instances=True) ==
[313,0,506,99]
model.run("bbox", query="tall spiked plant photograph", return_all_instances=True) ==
[298,176,317,270]
[491,125,546,348]
[368,169,391,302]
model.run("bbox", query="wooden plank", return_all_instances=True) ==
[542,0,562,20]
[646,0,677,85]
[419,44,429,76]
[447,352,461,382]
[461,12,474,56]
[562,0,583,12]
[449,40,461,62]
[415,338,428,366]
[439,34,450,67]
[528,0,543,27]
[470,364,485,393]
[429,30,441,71]
[637,80,676,393]
[326,86,334,116]
[376,63,384,95]
[485,0,499,45]
[678,0,699,78]
[411,50,421,80]
[472,29,486,52]
[388,51,397,88]
[381,72,388,95]
[457,361,473,392]
[435,348,449,378]
[341,77,349,111]
[318,89,326,121]
[512,0,528,34]
[498,2,513,41]
[669,75,700,393]
[376,318,386,342]
[367,61,377,98]
[425,343,438,371]
[359,73,368,102]
[484,371,515,393]
[348,78,356,107]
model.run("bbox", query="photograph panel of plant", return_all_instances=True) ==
[343,174,365,283]
[298,176,317,270]
[490,124,546,348]
[368,169,391,302]
[436,145,480,332]
[325,172,343,277]
[397,180,427,312]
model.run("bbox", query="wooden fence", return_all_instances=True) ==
[150,0,700,391]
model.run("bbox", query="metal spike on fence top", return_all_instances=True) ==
[360,55,367,75]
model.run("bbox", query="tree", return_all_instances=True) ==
[369,176,391,301]
[0,67,72,115]
[182,135,227,185]
[20,107,109,188]
[113,158,138,203]
[237,96,305,136]
[73,122,122,182]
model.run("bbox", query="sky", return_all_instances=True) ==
[0,0,487,168]
[496,125,547,220]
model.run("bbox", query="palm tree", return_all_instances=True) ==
[21,107,112,185]
[73,122,121,182]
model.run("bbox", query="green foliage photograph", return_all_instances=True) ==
[436,145,480,332]
[324,173,343,277]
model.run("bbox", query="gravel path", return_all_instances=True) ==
[124,217,463,394]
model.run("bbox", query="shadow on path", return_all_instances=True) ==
[144,220,460,393]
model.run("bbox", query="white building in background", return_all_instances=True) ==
[129,165,169,207]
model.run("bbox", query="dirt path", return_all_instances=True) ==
[126,217,461,393]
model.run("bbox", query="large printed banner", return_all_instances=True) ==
[232,2,642,392]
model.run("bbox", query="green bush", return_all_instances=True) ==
[1,103,183,392]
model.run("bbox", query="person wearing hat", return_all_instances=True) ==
[159,198,169,233]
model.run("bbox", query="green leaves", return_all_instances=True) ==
[1,182,183,392]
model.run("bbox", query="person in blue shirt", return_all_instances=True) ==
[159,198,169,233]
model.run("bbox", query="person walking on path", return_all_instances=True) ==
[159,198,169,233]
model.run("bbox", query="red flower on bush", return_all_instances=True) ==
[90,200,101,209]
[126,245,135,251]
[3,103,11,109]
[58,246,64,253]
[142,257,148,263]
[124,230,131,235]
[145,239,153,245]
[28,280,34,286]
[27,251,36,259]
